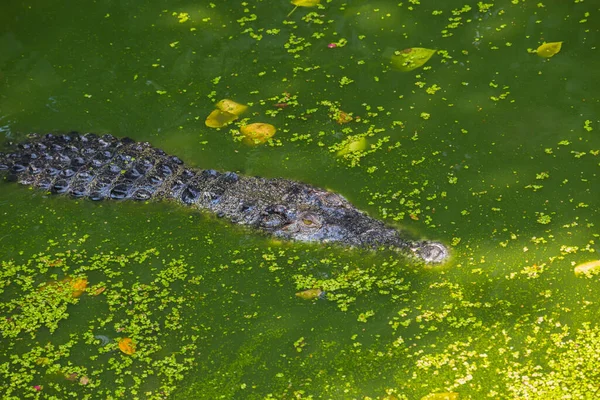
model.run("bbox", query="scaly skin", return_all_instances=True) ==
[0,133,449,263]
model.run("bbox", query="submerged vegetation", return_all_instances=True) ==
[1,0,599,398]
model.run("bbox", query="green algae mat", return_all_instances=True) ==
[1,1,599,399]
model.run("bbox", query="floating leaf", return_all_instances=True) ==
[64,372,78,382]
[293,0,320,5]
[41,277,88,297]
[240,123,276,145]
[536,42,562,58]
[335,110,353,124]
[91,286,106,296]
[216,99,248,116]
[295,288,323,300]
[421,393,459,400]
[287,0,320,17]
[574,260,600,277]
[118,338,136,355]
[69,277,88,298]
[391,48,436,72]
[337,137,367,156]
[205,109,238,128]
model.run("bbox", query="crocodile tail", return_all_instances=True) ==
[0,132,240,209]
[0,132,188,201]
[0,151,6,171]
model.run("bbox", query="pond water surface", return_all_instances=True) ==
[1,1,599,399]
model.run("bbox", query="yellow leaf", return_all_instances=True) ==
[240,123,276,145]
[287,0,320,17]
[391,48,436,72]
[292,0,320,6]
[69,277,88,298]
[536,41,562,58]
[295,288,323,300]
[334,110,353,124]
[118,338,136,355]
[205,109,238,128]
[42,276,87,297]
[216,99,248,116]
[91,286,106,296]
[574,260,600,277]
[337,137,366,156]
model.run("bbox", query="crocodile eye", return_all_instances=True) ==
[299,212,322,230]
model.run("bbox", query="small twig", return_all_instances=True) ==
[286,5,298,17]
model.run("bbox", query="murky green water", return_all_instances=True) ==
[1,1,599,399]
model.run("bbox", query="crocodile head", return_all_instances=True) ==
[256,187,449,264]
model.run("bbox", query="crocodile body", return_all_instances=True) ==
[0,133,449,263]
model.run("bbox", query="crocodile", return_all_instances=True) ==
[0,132,449,263]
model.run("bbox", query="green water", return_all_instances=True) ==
[1,0,599,399]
